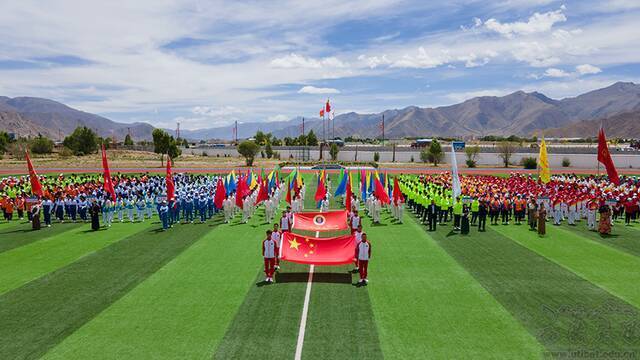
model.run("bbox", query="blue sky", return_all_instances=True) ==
[1,0,639,130]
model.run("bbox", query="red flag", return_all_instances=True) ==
[314,176,327,202]
[392,177,404,205]
[319,108,325,117]
[345,175,352,211]
[255,180,268,205]
[374,176,390,204]
[101,144,116,201]
[292,210,348,232]
[280,232,355,265]
[325,99,331,113]
[286,180,292,205]
[235,175,248,209]
[166,156,175,200]
[214,178,225,209]
[597,126,620,185]
[25,150,43,197]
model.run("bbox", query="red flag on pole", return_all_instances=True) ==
[315,177,327,202]
[166,157,175,200]
[101,144,116,201]
[235,175,248,209]
[597,126,620,185]
[292,210,348,232]
[345,175,352,211]
[286,180,292,205]
[214,178,225,209]
[374,176,390,204]
[325,99,331,113]
[280,232,355,265]
[255,180,268,205]
[392,177,404,205]
[319,109,325,117]
[25,150,43,197]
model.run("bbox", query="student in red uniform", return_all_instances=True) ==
[356,233,371,285]
[280,211,290,233]
[271,223,282,270]
[350,209,361,234]
[262,230,279,283]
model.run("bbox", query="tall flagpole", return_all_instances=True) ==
[382,114,385,146]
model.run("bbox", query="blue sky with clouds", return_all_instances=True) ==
[1,0,639,130]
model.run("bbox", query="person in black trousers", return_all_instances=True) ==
[427,200,438,231]
[478,201,488,232]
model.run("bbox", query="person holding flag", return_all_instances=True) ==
[262,229,279,283]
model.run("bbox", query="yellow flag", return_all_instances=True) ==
[538,138,551,183]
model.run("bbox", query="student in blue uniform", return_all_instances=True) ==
[42,198,53,227]
[159,200,170,230]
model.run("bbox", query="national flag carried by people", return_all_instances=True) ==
[292,210,348,232]
[280,232,355,265]
[392,176,404,205]
[101,144,116,201]
[597,125,620,185]
[538,137,551,184]
[374,175,390,204]
[25,150,43,197]
[214,178,225,209]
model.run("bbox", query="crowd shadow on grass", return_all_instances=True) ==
[265,272,353,285]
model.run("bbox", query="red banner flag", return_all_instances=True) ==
[101,144,116,201]
[214,178,225,209]
[392,177,404,205]
[325,99,331,113]
[25,150,43,197]
[166,156,175,200]
[345,175,352,211]
[374,176,390,204]
[255,180,268,205]
[597,126,620,185]
[292,210,348,232]
[280,232,355,265]
[314,177,327,202]
[235,175,249,209]
[319,108,325,117]
[286,180,292,205]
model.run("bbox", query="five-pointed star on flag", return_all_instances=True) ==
[289,238,301,250]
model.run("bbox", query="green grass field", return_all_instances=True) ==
[1,173,639,359]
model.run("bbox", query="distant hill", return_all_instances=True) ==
[0,97,154,141]
[545,110,640,138]
[2,82,640,141]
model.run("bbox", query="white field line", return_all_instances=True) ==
[294,264,314,360]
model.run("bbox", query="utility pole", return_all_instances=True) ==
[381,114,385,146]
[234,120,238,144]
[175,122,180,139]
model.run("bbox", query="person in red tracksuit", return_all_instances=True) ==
[262,230,279,283]
[356,233,371,285]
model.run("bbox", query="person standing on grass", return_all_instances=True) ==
[159,200,169,231]
[42,197,52,227]
[280,211,290,233]
[271,223,282,271]
[356,233,371,285]
[527,199,538,231]
[353,224,364,272]
[350,209,361,234]
[90,199,101,231]
[478,200,487,232]
[452,197,462,231]
[427,200,438,231]
[31,201,41,230]
[537,203,547,236]
[470,197,479,226]
[262,230,279,283]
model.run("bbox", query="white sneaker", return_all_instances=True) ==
[364,279,369,284]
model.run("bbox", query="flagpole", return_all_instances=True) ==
[382,114,385,146]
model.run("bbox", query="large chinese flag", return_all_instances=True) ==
[101,144,116,201]
[597,126,620,185]
[25,150,43,197]
[292,210,348,232]
[280,232,355,265]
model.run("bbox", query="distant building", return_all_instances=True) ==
[410,138,432,148]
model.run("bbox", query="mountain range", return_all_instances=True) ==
[2,81,640,141]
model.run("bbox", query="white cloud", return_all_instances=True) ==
[544,68,571,77]
[270,53,347,69]
[298,86,340,94]
[357,54,392,69]
[391,47,450,69]
[484,8,567,38]
[267,114,290,122]
[576,64,602,75]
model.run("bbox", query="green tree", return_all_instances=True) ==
[271,137,282,146]
[427,139,444,166]
[373,151,380,162]
[255,131,267,145]
[124,134,134,146]
[497,142,515,168]
[284,137,295,146]
[265,142,274,159]
[63,126,98,155]
[238,140,260,166]
[464,144,480,168]
[329,143,339,160]
[306,130,318,146]
[0,131,11,154]
[167,139,181,162]
[30,134,54,154]
[152,128,172,166]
